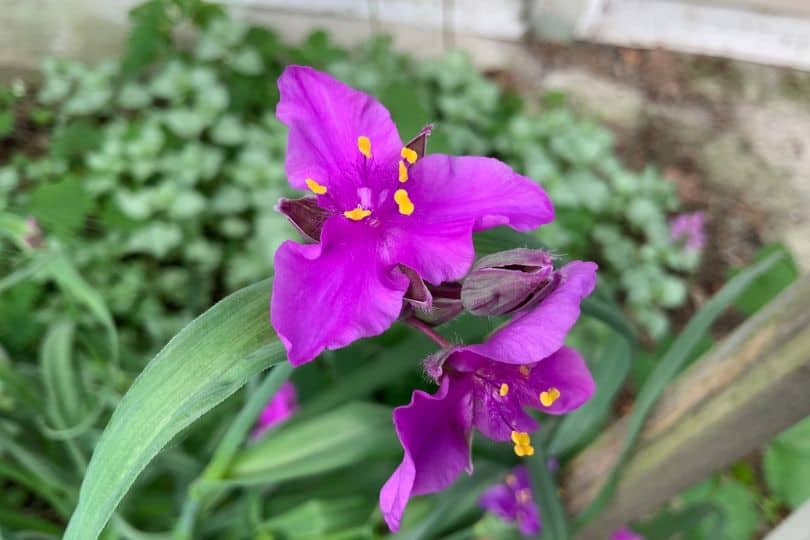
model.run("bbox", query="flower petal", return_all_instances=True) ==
[383,155,554,284]
[479,484,517,521]
[464,261,597,364]
[276,65,402,194]
[270,216,408,366]
[530,346,595,414]
[379,377,474,532]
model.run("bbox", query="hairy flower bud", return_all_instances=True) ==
[461,249,557,316]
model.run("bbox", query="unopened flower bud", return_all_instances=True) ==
[23,217,43,249]
[400,264,464,326]
[461,249,557,316]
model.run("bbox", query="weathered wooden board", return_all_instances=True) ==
[563,274,810,539]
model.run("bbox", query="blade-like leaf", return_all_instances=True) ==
[225,402,399,486]
[40,320,82,427]
[64,278,281,540]
[530,446,569,540]
[575,251,785,527]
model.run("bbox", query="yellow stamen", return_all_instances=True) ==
[540,387,561,407]
[513,443,535,457]
[505,474,518,487]
[511,431,530,446]
[499,383,509,397]
[401,147,418,164]
[305,178,327,195]
[357,136,371,158]
[343,207,371,221]
[519,365,531,378]
[394,189,414,215]
[516,489,532,504]
[398,160,408,182]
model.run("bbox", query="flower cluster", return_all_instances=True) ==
[268,66,597,533]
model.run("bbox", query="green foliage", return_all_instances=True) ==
[764,416,810,510]
[681,477,761,540]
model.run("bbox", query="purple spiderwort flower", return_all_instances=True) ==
[270,66,554,366]
[23,217,44,250]
[612,526,645,540]
[379,260,597,531]
[669,211,706,251]
[479,466,541,536]
[252,381,298,438]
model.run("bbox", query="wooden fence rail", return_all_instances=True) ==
[562,274,810,538]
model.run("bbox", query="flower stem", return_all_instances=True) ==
[404,317,450,348]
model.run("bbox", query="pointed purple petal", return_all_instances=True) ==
[464,261,597,364]
[252,381,298,437]
[270,217,409,366]
[529,346,595,414]
[382,155,554,284]
[276,65,402,194]
[379,377,474,532]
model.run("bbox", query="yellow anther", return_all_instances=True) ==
[343,207,371,221]
[305,178,327,195]
[516,489,532,504]
[401,147,418,164]
[511,431,531,446]
[398,160,408,183]
[519,365,531,378]
[394,189,414,216]
[505,473,518,487]
[357,136,371,158]
[513,443,535,457]
[540,387,561,407]
[499,383,509,397]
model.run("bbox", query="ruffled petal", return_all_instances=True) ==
[464,261,597,364]
[529,346,595,415]
[382,155,554,284]
[379,377,474,532]
[270,216,408,366]
[276,65,402,194]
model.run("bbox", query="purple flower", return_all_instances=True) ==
[669,212,706,251]
[479,466,541,536]
[23,217,43,249]
[612,526,645,540]
[270,66,554,366]
[379,260,597,531]
[252,382,298,438]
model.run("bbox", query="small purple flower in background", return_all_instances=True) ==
[611,526,645,540]
[252,381,298,438]
[669,211,706,251]
[23,217,43,249]
[480,466,541,536]
[379,259,597,531]
[270,66,554,366]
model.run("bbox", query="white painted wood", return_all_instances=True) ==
[576,0,810,71]
[764,500,810,540]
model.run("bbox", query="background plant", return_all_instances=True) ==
[0,0,805,539]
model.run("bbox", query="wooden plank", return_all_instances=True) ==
[679,0,810,18]
[562,274,810,539]
[576,0,810,71]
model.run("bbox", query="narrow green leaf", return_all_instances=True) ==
[40,320,82,426]
[474,227,542,256]
[64,278,281,540]
[575,251,785,527]
[635,502,724,539]
[42,247,118,363]
[548,336,630,456]
[530,446,569,540]
[581,295,637,353]
[226,402,398,486]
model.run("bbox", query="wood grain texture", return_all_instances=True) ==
[563,274,810,539]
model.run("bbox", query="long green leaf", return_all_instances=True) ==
[530,446,569,540]
[225,402,398,487]
[575,252,785,527]
[40,321,82,427]
[64,278,281,540]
